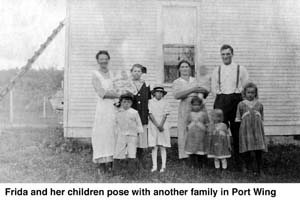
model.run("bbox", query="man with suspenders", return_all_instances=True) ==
[211,44,249,170]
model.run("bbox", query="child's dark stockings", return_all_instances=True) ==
[255,150,264,175]
[97,162,112,174]
[113,159,137,176]
[136,148,145,169]
[127,158,137,175]
[241,150,264,175]
[189,154,206,169]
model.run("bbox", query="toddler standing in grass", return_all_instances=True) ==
[184,96,209,169]
[207,109,231,170]
[235,82,267,176]
[113,93,144,175]
[148,85,171,173]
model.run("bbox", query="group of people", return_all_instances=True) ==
[91,44,267,177]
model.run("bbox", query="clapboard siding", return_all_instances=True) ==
[65,0,159,134]
[65,0,300,137]
[197,0,300,131]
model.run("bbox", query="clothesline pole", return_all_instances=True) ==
[9,90,14,124]
[43,96,46,118]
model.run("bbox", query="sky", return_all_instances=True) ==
[0,0,299,70]
[0,0,66,70]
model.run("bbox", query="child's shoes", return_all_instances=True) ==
[159,168,165,173]
[151,167,157,172]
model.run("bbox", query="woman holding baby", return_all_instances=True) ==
[172,60,209,160]
[91,50,150,174]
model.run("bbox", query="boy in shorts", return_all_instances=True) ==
[113,93,144,175]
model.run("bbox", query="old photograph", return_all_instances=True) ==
[0,0,300,183]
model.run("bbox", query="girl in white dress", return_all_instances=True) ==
[91,51,119,173]
[148,85,171,173]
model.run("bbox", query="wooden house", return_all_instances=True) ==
[64,0,300,138]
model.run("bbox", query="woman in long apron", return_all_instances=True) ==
[91,50,119,173]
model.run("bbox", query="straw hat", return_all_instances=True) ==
[151,84,167,96]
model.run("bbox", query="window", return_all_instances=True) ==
[162,6,197,83]
[163,44,195,83]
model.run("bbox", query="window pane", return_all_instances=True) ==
[163,45,195,83]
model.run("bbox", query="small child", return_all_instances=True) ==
[112,70,137,95]
[185,96,209,169]
[235,82,267,176]
[113,93,144,175]
[148,85,171,173]
[207,109,231,170]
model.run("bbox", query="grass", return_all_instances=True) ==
[0,110,61,125]
[0,126,300,183]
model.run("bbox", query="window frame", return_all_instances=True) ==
[163,44,196,83]
[156,1,200,87]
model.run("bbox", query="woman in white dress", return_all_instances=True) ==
[91,50,119,173]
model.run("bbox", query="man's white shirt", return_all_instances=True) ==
[211,62,249,96]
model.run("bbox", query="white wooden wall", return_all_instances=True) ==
[65,0,300,137]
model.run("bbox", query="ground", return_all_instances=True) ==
[0,126,300,183]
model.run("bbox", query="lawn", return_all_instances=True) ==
[0,126,300,183]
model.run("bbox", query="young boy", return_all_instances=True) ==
[113,93,144,175]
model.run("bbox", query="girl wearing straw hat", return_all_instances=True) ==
[148,85,171,173]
